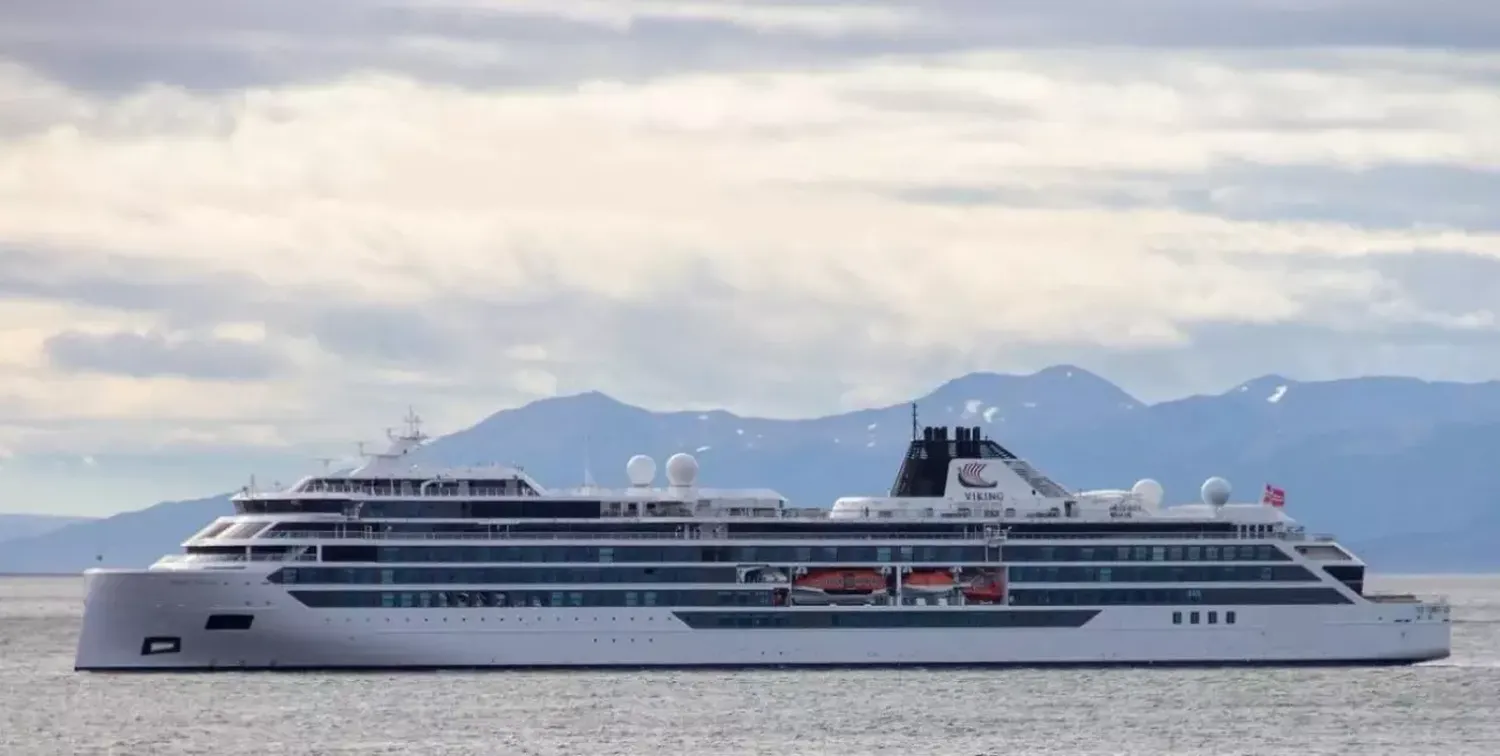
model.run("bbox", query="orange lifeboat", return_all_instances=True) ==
[904,570,956,594]
[793,569,886,595]
[962,571,1006,603]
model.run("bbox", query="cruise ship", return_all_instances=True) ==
[74,413,1451,670]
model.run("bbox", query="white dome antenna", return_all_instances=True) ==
[665,452,699,488]
[625,455,656,487]
[1131,478,1164,509]
[1200,477,1231,507]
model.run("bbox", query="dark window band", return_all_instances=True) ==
[315,544,995,564]
[1004,544,1291,562]
[271,565,744,585]
[1007,587,1350,606]
[673,609,1098,629]
[1008,564,1318,583]
[289,588,778,609]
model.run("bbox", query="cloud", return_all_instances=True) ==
[5,1,1499,96]
[1,0,1499,488]
[42,329,286,381]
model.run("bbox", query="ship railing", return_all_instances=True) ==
[1367,592,1450,607]
[158,551,318,564]
[261,528,1308,542]
[262,529,991,541]
[1366,593,1452,620]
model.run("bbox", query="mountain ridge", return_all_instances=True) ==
[2,365,1497,573]
[0,514,98,544]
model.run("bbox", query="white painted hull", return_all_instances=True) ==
[75,568,1451,670]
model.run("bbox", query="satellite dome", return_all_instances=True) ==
[1131,478,1164,508]
[1200,476,1231,507]
[665,452,699,488]
[625,454,656,487]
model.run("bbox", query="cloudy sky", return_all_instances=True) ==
[2,0,1499,515]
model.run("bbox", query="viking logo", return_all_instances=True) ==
[957,462,997,488]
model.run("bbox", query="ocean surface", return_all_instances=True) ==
[1,575,1497,756]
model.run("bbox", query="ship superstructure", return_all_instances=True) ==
[75,414,1450,670]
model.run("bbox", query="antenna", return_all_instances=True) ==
[402,406,428,442]
[911,402,919,441]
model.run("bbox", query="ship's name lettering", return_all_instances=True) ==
[963,492,1006,502]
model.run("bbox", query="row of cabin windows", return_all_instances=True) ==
[285,587,1348,609]
[289,589,774,609]
[241,499,598,519]
[274,564,1320,588]
[323,544,995,564]
[675,610,1094,630]
[1006,587,1351,606]
[1004,544,1290,563]
[1007,564,1318,583]
[1173,610,1236,625]
[267,520,1256,538]
[274,566,743,585]
[315,543,1284,564]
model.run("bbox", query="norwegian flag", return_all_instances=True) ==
[1262,484,1286,508]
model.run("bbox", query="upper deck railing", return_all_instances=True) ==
[158,551,318,564]
[255,527,1324,543]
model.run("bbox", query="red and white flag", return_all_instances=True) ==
[1262,484,1286,508]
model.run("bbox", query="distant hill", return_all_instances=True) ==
[0,495,229,573]
[1,365,1497,572]
[0,514,97,546]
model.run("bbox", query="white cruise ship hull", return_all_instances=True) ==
[75,569,1450,671]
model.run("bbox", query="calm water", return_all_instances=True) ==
[1,575,1497,755]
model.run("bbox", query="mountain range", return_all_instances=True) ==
[2,365,1496,573]
[0,514,96,548]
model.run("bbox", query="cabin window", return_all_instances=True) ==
[1172,611,1182,625]
[139,637,181,655]
[1190,611,1200,624]
[1226,611,1237,624]
[204,614,253,631]
[1207,611,1218,624]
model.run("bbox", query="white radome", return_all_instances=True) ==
[1200,476,1232,507]
[665,452,699,487]
[625,455,656,486]
[1131,478,1164,508]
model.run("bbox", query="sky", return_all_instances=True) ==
[2,0,1499,515]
